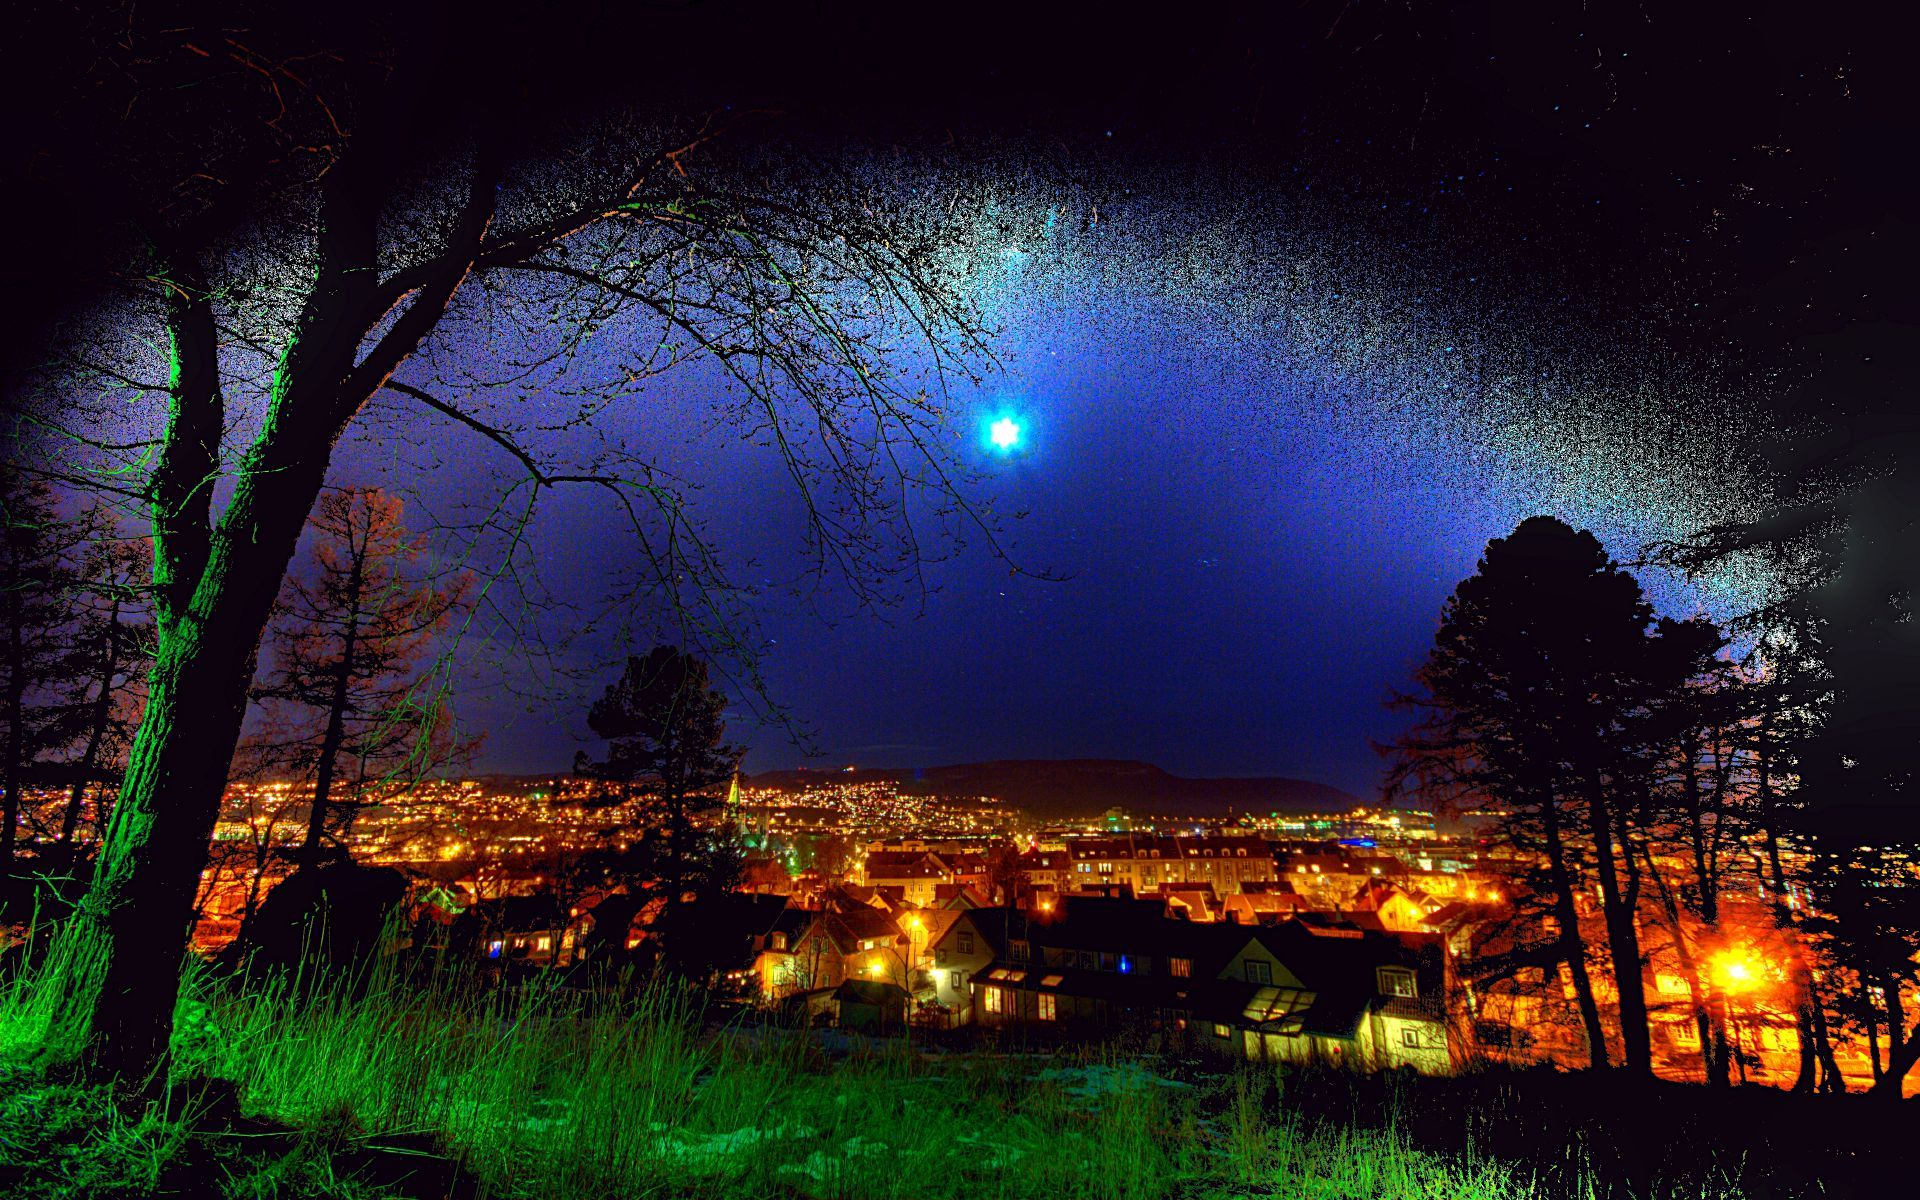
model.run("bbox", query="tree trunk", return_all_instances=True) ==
[300,587,362,869]
[2,588,25,873]
[1588,780,1653,1074]
[46,146,491,1081]
[1540,793,1609,1068]
[58,601,124,862]
[1867,981,1917,1100]
[48,557,286,1077]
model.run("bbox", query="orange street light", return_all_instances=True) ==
[1712,949,1760,993]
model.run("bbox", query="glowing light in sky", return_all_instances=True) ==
[989,416,1023,451]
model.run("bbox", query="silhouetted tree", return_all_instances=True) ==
[1392,516,1697,1076]
[985,841,1029,908]
[574,647,744,975]
[0,467,82,878]
[17,5,1000,1077]
[42,517,154,868]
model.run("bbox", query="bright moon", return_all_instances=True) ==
[989,417,1022,450]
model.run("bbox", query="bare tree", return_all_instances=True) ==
[16,12,1006,1078]
[250,486,472,868]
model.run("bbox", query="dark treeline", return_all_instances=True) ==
[1392,515,1918,1099]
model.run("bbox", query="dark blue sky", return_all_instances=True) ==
[403,272,1750,799]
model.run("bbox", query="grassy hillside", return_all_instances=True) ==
[0,941,1888,1199]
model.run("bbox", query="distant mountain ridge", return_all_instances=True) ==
[741,758,1365,821]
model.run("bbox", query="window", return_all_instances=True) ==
[1038,994,1057,1021]
[1170,957,1193,978]
[1099,952,1117,972]
[983,986,1004,1015]
[1041,974,1064,986]
[536,936,552,952]
[770,932,787,951]
[1401,1028,1420,1048]
[1245,960,1272,985]
[1010,939,1030,962]
[1379,968,1417,998]
[487,940,503,959]
[1212,1023,1230,1038]
[951,970,966,990]
[958,931,975,955]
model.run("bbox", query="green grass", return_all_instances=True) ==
[1,938,1729,1200]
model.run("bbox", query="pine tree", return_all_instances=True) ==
[1392,516,1688,1075]
[573,646,743,974]
[0,466,81,879]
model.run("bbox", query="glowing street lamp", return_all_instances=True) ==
[988,416,1022,451]
[1712,949,1760,994]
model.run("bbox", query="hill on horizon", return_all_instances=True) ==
[741,758,1367,821]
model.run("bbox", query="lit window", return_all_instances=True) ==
[984,985,1004,1015]
[1170,957,1193,978]
[1212,1023,1230,1038]
[1038,994,1057,1021]
[536,936,551,952]
[1041,974,1064,986]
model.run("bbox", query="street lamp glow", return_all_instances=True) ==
[989,417,1022,451]
[1713,949,1759,993]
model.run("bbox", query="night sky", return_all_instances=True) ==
[15,4,1912,800]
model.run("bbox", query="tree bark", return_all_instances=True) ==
[2,585,25,872]
[1867,982,1918,1100]
[1540,784,1609,1068]
[300,557,364,868]
[1588,777,1654,1075]
[57,596,125,859]
[48,153,495,1080]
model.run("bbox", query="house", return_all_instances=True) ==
[1020,847,1073,893]
[1164,888,1219,922]
[968,896,1225,1033]
[861,849,957,906]
[833,978,911,1030]
[1215,922,1456,1074]
[645,892,795,989]
[927,906,1026,1021]
[770,905,913,996]
[457,894,582,966]
[1221,891,1310,925]
[962,894,1460,1074]
[1059,836,1280,897]
[1350,879,1445,933]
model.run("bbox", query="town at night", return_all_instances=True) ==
[2,3,1917,1198]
